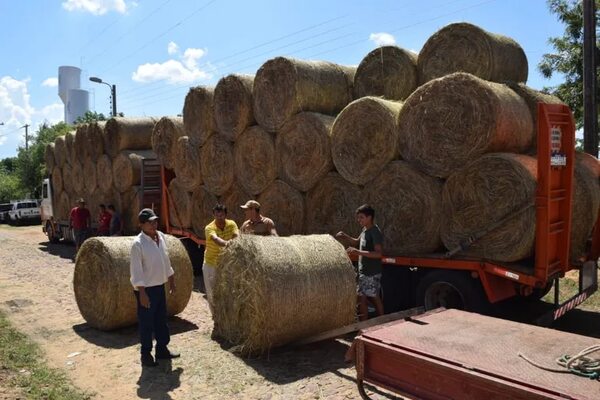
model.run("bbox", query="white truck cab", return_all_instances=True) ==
[41,178,75,243]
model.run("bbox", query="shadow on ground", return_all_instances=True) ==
[552,309,600,338]
[137,359,183,400]
[73,316,198,349]
[38,240,75,261]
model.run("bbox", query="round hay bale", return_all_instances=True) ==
[104,117,156,158]
[257,180,304,236]
[56,191,71,221]
[112,150,156,193]
[119,186,142,235]
[201,135,234,196]
[354,46,418,100]
[96,154,113,194]
[173,136,202,191]
[191,186,218,238]
[51,166,63,194]
[212,234,356,354]
[65,130,77,166]
[221,184,253,227]
[233,126,277,195]
[571,152,600,262]
[366,161,443,255]
[332,97,403,185]
[418,22,528,84]
[441,153,537,262]
[86,121,106,161]
[62,165,74,194]
[182,86,216,146]
[305,172,363,236]
[54,135,67,168]
[73,235,193,331]
[71,160,85,195]
[276,112,334,192]
[45,143,55,172]
[214,74,255,141]
[151,116,185,170]
[83,156,98,193]
[253,57,353,132]
[74,124,89,160]
[167,178,192,229]
[397,72,533,178]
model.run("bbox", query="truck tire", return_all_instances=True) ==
[45,222,59,243]
[416,270,490,313]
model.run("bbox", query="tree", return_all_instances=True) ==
[538,0,600,129]
[74,110,107,124]
[0,169,23,203]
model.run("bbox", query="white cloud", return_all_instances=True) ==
[369,32,396,47]
[167,41,179,55]
[132,47,211,85]
[62,0,129,15]
[42,77,58,87]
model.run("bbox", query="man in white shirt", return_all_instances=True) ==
[130,208,179,367]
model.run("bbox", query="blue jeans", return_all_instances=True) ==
[134,285,170,354]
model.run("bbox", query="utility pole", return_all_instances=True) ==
[21,124,30,150]
[583,0,598,156]
[111,84,117,117]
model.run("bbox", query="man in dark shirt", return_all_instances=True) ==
[107,204,123,236]
[239,200,277,236]
[336,204,384,321]
[69,198,91,254]
[97,204,111,236]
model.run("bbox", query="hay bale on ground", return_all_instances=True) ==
[74,124,89,159]
[257,180,304,236]
[366,161,443,255]
[397,72,533,178]
[201,136,234,196]
[253,57,353,132]
[54,135,67,168]
[214,74,255,141]
[119,186,142,235]
[86,121,106,161]
[62,166,73,194]
[71,160,85,195]
[104,117,156,158]
[112,150,156,193]
[83,156,98,193]
[221,184,253,227]
[276,112,334,192]
[332,97,403,185]
[571,152,600,262]
[173,136,202,191]
[191,186,218,238]
[45,143,55,172]
[441,153,537,262]
[354,46,418,100]
[96,154,113,194]
[51,166,63,194]
[73,235,193,331]
[418,22,528,84]
[168,178,192,229]
[65,130,77,166]
[305,172,363,236]
[234,126,277,195]
[152,116,185,170]
[183,86,216,146]
[212,234,356,354]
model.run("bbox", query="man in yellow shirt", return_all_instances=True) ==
[203,204,239,312]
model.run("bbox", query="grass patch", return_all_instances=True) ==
[0,310,91,400]
[542,270,600,311]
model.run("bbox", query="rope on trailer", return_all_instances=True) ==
[518,345,600,379]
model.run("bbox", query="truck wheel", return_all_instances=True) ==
[46,222,59,243]
[416,270,490,313]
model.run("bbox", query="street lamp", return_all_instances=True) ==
[89,76,117,117]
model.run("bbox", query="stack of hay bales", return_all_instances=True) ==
[49,117,157,234]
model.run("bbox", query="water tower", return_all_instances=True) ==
[58,66,90,124]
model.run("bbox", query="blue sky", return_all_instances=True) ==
[0,0,568,159]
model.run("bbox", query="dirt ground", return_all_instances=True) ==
[0,225,403,400]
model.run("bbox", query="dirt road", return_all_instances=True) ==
[0,225,401,400]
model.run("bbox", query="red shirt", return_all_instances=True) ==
[98,211,112,233]
[70,207,91,230]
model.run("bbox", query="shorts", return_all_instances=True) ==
[358,273,382,298]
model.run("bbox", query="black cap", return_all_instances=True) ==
[138,208,158,223]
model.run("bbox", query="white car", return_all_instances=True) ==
[8,200,41,225]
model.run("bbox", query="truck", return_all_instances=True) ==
[40,178,76,243]
[144,103,599,325]
[0,202,14,223]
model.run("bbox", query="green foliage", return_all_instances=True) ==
[0,169,23,202]
[74,111,107,124]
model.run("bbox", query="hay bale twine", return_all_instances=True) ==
[182,86,216,145]
[96,154,113,194]
[276,112,334,192]
[354,46,418,100]
[234,126,277,195]
[73,235,193,331]
[51,166,63,194]
[151,116,185,170]
[397,72,533,178]
[54,135,67,168]
[45,143,55,172]
[214,74,255,141]
[86,121,106,161]
[62,165,74,194]
[257,180,304,236]
[83,156,98,193]
[305,172,363,235]
[71,160,85,195]
[119,186,142,235]
[253,57,353,132]
[212,234,356,354]
[167,178,192,229]
[191,186,218,238]
[418,22,528,84]
[441,153,537,262]
[65,130,77,166]
[104,117,156,158]
[173,136,202,191]
[332,97,403,185]
[74,124,89,159]
[365,161,443,255]
[571,152,600,262]
[201,135,234,196]
[221,184,253,227]
[112,150,156,193]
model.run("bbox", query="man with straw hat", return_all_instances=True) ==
[239,200,278,236]
[69,198,91,255]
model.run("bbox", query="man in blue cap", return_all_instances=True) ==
[130,208,180,367]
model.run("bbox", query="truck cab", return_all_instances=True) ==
[40,178,75,243]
